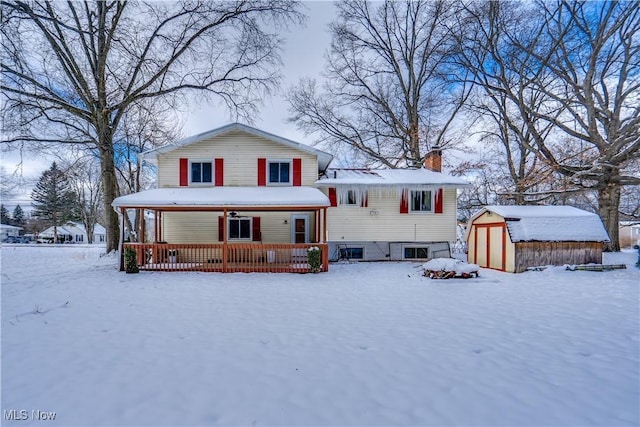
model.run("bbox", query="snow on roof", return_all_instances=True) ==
[142,123,334,171]
[0,224,23,230]
[112,187,330,209]
[316,168,469,188]
[469,205,610,242]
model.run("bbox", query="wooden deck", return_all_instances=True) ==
[123,242,329,273]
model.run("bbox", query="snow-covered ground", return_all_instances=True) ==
[2,245,638,426]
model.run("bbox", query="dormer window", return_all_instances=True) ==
[268,160,291,185]
[191,161,213,184]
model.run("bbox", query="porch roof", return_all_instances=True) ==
[112,187,330,209]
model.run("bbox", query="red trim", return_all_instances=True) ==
[218,216,224,241]
[257,158,266,186]
[252,216,261,241]
[360,191,368,208]
[328,188,337,207]
[179,158,188,186]
[435,188,443,213]
[215,158,224,186]
[400,190,409,214]
[293,158,302,186]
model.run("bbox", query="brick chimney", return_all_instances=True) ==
[424,146,442,172]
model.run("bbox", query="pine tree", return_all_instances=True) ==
[0,204,11,225]
[31,162,79,242]
[12,205,25,228]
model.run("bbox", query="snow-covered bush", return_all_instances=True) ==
[307,246,321,273]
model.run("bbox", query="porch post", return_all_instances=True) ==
[323,207,328,242]
[314,209,319,243]
[118,208,125,271]
[222,208,228,272]
[138,208,145,243]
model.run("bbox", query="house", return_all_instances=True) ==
[1,224,23,240]
[111,123,468,272]
[619,222,640,248]
[39,222,106,244]
[466,206,610,273]
[316,162,468,261]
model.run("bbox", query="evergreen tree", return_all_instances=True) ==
[12,205,25,228]
[0,204,11,225]
[31,163,79,242]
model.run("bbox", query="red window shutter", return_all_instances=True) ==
[360,191,368,208]
[435,188,443,214]
[293,158,302,186]
[218,216,224,241]
[257,158,266,186]
[215,158,224,186]
[252,217,261,241]
[179,158,188,186]
[328,188,337,207]
[400,190,409,214]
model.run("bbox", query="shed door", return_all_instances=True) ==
[474,223,506,271]
[489,226,505,270]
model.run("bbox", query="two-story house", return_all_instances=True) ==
[112,123,468,272]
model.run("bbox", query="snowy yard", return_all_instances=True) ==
[1,245,638,426]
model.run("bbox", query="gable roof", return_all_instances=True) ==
[468,205,610,242]
[1,224,23,231]
[316,168,469,188]
[142,122,334,171]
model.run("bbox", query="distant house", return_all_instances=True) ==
[466,206,610,273]
[1,224,23,240]
[39,222,106,244]
[619,222,640,248]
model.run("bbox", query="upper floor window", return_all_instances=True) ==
[410,190,433,213]
[191,161,212,184]
[268,160,291,185]
[339,190,358,206]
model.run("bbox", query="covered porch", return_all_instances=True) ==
[112,187,330,273]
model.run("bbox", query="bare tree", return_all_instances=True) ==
[452,0,640,251]
[288,0,469,168]
[1,0,304,252]
[64,156,103,244]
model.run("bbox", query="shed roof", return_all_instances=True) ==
[112,187,330,209]
[142,122,334,171]
[316,168,469,188]
[468,205,610,242]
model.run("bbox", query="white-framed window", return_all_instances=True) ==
[410,190,433,213]
[228,217,252,240]
[268,160,292,185]
[339,189,358,206]
[339,246,364,260]
[403,246,429,259]
[190,161,213,184]
[76,234,83,242]
[99,235,105,242]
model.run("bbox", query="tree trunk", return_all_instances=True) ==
[598,179,621,252]
[98,143,120,253]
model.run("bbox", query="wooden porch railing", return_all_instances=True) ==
[123,242,329,273]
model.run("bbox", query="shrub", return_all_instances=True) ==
[124,246,139,274]
[307,246,321,273]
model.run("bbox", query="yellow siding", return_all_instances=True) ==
[157,130,318,187]
[162,211,316,244]
[325,188,458,242]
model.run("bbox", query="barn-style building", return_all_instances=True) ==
[466,206,610,273]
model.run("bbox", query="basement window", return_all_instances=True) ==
[403,246,429,260]
[339,247,364,260]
